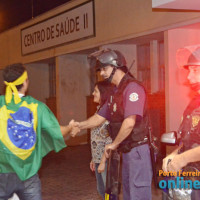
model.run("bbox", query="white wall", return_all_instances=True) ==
[57,54,91,144]
[26,63,49,103]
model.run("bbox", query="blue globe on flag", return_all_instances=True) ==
[7,107,36,150]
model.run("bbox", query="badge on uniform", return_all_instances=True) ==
[129,93,139,102]
[113,103,117,112]
[192,115,200,127]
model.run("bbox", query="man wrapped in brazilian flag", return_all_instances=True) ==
[0,63,73,200]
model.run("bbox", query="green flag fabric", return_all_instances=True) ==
[0,95,66,181]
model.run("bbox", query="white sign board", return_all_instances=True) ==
[21,0,95,55]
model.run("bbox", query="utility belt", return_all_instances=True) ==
[117,136,148,153]
[108,122,149,153]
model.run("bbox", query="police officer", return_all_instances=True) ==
[162,47,200,199]
[72,49,153,200]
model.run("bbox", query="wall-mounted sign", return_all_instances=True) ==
[21,0,95,55]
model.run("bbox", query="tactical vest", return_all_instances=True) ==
[107,74,149,152]
[178,95,200,152]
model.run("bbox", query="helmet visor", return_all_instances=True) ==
[87,55,108,71]
[176,45,200,69]
[87,49,118,70]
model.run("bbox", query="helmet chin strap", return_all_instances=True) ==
[191,83,200,92]
[107,67,117,83]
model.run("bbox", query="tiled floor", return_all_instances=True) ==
[39,144,162,200]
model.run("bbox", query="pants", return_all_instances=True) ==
[95,163,107,199]
[0,173,42,200]
[122,144,152,200]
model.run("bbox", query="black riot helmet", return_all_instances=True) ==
[184,47,200,69]
[87,49,127,82]
[87,48,127,70]
[183,47,200,92]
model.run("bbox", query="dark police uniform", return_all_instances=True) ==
[98,74,152,200]
[176,95,200,199]
[178,95,200,152]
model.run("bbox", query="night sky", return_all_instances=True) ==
[0,0,71,33]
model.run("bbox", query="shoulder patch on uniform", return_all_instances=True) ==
[129,93,139,102]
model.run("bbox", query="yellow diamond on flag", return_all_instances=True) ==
[0,101,38,160]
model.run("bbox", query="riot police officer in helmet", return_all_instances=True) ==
[73,48,153,200]
[162,47,200,200]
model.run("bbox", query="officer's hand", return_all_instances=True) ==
[104,143,117,158]
[167,154,187,172]
[162,153,176,172]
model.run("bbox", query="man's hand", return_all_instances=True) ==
[162,153,177,172]
[69,120,80,137]
[60,120,79,137]
[167,154,187,172]
[104,143,117,158]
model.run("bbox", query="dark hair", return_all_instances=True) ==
[95,81,114,107]
[3,63,26,90]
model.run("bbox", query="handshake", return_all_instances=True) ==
[68,119,82,137]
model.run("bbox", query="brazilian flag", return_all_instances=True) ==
[0,95,66,181]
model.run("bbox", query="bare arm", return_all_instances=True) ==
[104,115,136,157]
[162,144,182,172]
[167,145,200,172]
[60,125,72,137]
[79,113,106,129]
[183,146,200,163]
[70,114,106,137]
[98,152,107,173]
